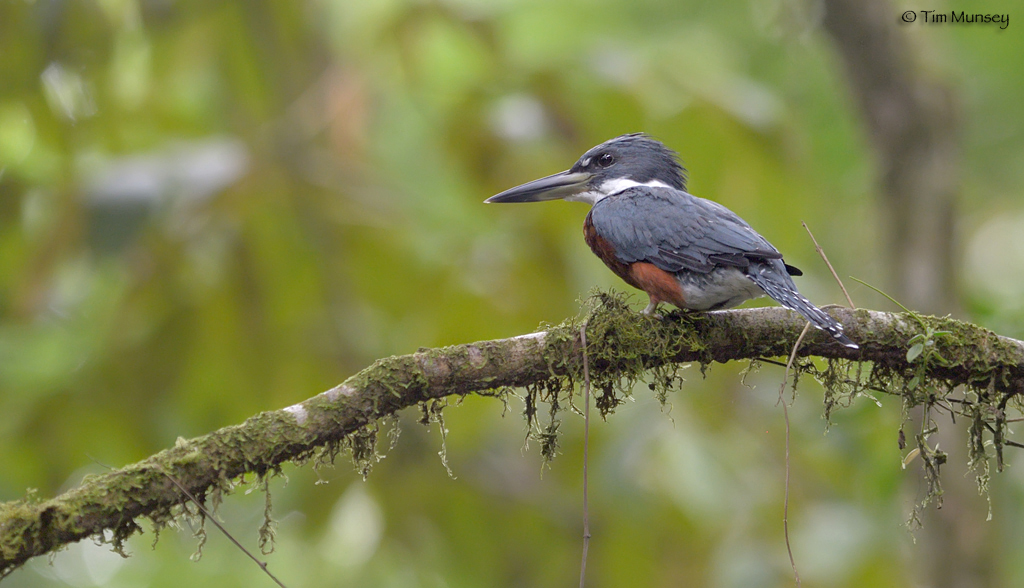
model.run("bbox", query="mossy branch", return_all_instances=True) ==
[2,292,1023,576]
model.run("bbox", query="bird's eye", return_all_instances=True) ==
[597,153,614,167]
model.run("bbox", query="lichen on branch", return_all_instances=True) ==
[2,290,1023,578]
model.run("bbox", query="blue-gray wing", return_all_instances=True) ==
[589,187,785,274]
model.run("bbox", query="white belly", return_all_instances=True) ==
[677,267,764,311]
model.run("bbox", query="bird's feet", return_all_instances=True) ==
[642,301,664,319]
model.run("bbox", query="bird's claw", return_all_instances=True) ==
[642,302,665,320]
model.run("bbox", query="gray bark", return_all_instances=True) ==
[2,303,1022,577]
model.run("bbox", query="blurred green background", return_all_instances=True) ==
[2,0,1024,586]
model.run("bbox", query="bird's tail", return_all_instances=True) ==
[747,270,859,349]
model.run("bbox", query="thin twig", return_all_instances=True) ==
[755,357,791,368]
[778,322,811,588]
[802,221,855,308]
[158,467,288,588]
[774,226,854,586]
[579,322,592,588]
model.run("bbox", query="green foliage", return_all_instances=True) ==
[2,0,1024,586]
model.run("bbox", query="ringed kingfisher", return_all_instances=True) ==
[485,133,857,349]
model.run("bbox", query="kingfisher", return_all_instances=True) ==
[486,133,857,349]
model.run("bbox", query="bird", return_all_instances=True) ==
[485,133,858,349]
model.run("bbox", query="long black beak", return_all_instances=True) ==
[485,170,592,203]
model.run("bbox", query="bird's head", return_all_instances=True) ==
[485,133,687,206]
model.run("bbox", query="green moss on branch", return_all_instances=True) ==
[2,290,1023,576]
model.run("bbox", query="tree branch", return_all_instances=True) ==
[2,296,1022,575]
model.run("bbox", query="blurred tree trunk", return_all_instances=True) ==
[822,2,990,587]
[822,0,959,314]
